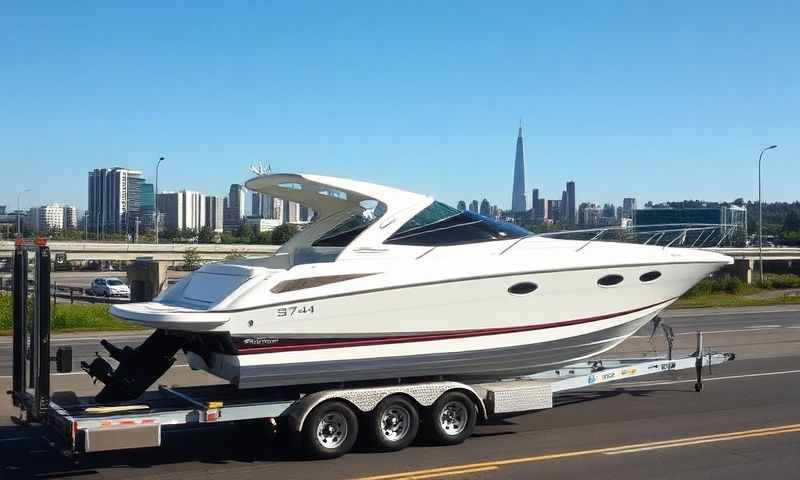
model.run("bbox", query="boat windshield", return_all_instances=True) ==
[312,202,387,247]
[385,201,529,246]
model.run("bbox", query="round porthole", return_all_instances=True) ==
[508,282,538,295]
[597,274,624,287]
[639,271,662,283]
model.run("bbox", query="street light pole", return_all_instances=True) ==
[758,144,778,285]
[155,156,166,244]
[16,188,31,236]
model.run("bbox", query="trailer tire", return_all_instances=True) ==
[368,395,419,451]
[424,391,477,445]
[302,400,358,459]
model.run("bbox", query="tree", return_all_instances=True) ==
[237,223,256,243]
[197,226,214,244]
[270,224,299,244]
[183,248,202,271]
[784,210,800,232]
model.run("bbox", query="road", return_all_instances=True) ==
[1,305,799,479]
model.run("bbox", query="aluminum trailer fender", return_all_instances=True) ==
[286,381,487,432]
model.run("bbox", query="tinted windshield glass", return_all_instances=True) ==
[385,201,529,246]
[312,203,386,247]
[107,279,124,286]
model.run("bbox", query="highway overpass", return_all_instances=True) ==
[709,247,800,283]
[1,242,797,283]
[0,241,279,262]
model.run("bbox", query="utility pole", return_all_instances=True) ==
[758,145,778,285]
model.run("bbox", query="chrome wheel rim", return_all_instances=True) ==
[380,405,411,442]
[439,401,468,436]
[316,412,348,449]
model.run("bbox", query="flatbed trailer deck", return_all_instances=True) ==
[8,241,734,459]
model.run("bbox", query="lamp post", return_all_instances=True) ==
[16,188,31,236]
[155,156,166,244]
[758,144,778,285]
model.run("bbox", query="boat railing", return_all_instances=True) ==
[500,223,743,255]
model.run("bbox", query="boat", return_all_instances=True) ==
[82,173,733,403]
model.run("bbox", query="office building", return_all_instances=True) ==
[63,205,77,229]
[479,199,491,216]
[0,206,5,215]
[28,204,67,232]
[534,198,547,223]
[246,217,283,233]
[140,183,155,228]
[622,198,637,219]
[561,190,568,222]
[457,201,466,211]
[87,167,144,233]
[578,202,602,226]
[531,189,540,218]
[547,200,561,221]
[204,196,224,232]
[511,126,527,213]
[469,200,479,213]
[223,184,247,232]
[566,181,576,225]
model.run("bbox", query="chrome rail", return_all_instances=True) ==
[501,223,742,255]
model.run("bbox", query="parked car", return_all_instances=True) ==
[89,277,130,297]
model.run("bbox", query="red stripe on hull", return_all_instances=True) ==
[235,297,676,355]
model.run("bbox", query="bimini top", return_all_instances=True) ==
[244,173,430,218]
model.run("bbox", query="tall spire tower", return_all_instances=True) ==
[511,123,527,213]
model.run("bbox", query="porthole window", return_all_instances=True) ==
[597,274,624,287]
[639,271,662,283]
[508,282,538,295]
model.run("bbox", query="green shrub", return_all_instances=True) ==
[683,274,745,298]
[763,273,800,289]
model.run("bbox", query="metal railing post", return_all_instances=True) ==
[11,242,27,407]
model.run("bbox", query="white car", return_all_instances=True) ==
[90,277,130,298]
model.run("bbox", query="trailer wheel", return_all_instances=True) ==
[424,391,477,445]
[302,400,358,459]
[368,395,419,451]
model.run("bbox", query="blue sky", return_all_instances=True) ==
[1,1,797,211]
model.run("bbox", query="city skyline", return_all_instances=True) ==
[1,3,797,211]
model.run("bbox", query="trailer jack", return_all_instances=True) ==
[81,329,185,404]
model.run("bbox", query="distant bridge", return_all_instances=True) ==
[0,242,797,283]
[708,247,800,283]
[0,241,279,262]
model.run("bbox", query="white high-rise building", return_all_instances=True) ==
[157,190,208,232]
[28,204,74,232]
[87,167,143,233]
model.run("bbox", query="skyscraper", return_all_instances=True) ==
[204,195,224,232]
[457,201,466,211]
[566,181,576,225]
[87,167,144,234]
[531,188,540,218]
[479,199,491,216]
[511,126,526,213]
[469,200,479,213]
[622,197,637,219]
[561,190,568,222]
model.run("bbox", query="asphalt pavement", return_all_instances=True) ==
[1,305,799,479]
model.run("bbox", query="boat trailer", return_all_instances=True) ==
[7,240,735,457]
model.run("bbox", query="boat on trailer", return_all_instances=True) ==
[81,173,732,403]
